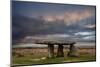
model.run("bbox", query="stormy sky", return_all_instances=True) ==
[12,1,96,43]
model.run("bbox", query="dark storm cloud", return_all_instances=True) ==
[12,1,96,42]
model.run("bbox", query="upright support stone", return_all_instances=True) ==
[48,44,54,58]
[67,43,79,57]
[57,45,64,57]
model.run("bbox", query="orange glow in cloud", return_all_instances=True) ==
[43,9,94,25]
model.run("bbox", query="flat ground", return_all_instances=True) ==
[12,47,96,66]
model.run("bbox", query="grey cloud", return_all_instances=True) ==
[12,14,96,43]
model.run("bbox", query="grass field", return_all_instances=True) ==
[12,47,96,66]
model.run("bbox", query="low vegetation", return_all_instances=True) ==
[12,48,96,66]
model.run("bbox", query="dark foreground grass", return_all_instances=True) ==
[12,53,96,66]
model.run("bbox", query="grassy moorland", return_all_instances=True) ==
[12,47,96,66]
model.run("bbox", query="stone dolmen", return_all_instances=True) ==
[34,40,79,58]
